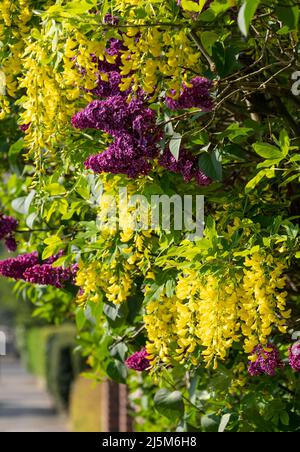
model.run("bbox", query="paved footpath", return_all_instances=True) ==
[0,358,68,432]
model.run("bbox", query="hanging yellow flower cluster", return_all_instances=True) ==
[76,228,155,306]
[240,253,290,353]
[0,0,33,118]
[18,31,105,159]
[114,1,200,96]
[145,293,179,365]
[145,252,290,369]
[120,28,200,96]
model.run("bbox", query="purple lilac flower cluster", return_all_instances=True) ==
[0,251,77,289]
[166,77,214,111]
[159,148,211,185]
[24,264,77,289]
[72,94,160,178]
[72,36,212,185]
[0,252,39,280]
[0,214,18,252]
[248,344,283,376]
[125,348,151,372]
[289,342,300,372]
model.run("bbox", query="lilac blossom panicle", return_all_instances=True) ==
[73,95,160,178]
[0,250,77,289]
[104,14,119,26]
[0,252,39,280]
[125,348,151,372]
[289,342,300,372]
[166,77,214,111]
[5,236,17,252]
[0,214,19,251]
[248,344,283,376]
[23,264,77,289]
[0,214,18,240]
[159,148,211,186]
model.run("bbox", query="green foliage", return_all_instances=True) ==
[1,0,300,433]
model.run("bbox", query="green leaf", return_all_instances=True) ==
[12,190,36,215]
[103,301,129,327]
[154,389,184,421]
[212,42,240,77]
[295,251,300,259]
[279,130,290,157]
[238,0,261,37]
[42,235,63,260]
[201,414,219,432]
[181,0,206,12]
[210,0,235,15]
[225,124,254,143]
[8,138,24,175]
[253,143,283,159]
[47,0,97,16]
[200,31,218,56]
[45,183,66,196]
[198,150,222,181]
[218,413,231,432]
[75,308,87,331]
[169,133,182,161]
[26,212,37,229]
[109,342,128,361]
[106,360,128,384]
[280,411,290,426]
[245,169,275,193]
[276,6,299,32]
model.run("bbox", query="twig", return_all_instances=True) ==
[189,31,216,73]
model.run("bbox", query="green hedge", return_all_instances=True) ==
[46,330,83,411]
[25,324,85,411]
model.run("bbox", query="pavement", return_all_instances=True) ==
[0,357,68,432]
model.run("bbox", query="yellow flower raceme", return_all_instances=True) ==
[240,253,290,353]
[146,253,290,369]
[145,294,179,365]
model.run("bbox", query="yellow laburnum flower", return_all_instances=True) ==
[240,253,289,354]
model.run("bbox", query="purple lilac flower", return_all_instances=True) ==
[45,250,65,265]
[23,264,78,289]
[92,71,125,99]
[72,96,156,137]
[19,123,30,132]
[166,77,213,111]
[0,252,39,280]
[248,344,283,377]
[5,236,17,252]
[289,342,300,372]
[159,148,211,186]
[85,136,154,178]
[73,95,160,178]
[0,214,19,252]
[0,215,18,240]
[104,14,119,26]
[125,348,151,372]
